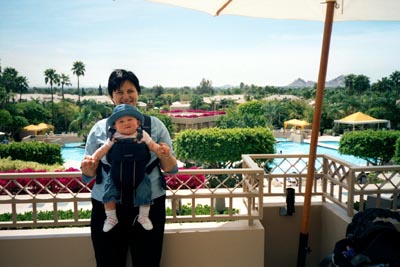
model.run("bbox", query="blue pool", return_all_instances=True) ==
[61,140,367,167]
[276,140,366,166]
[62,142,85,168]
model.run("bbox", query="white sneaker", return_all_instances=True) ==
[138,215,153,230]
[103,216,118,232]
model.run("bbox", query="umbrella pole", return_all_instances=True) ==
[297,1,336,267]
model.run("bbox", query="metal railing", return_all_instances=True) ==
[1,153,399,228]
[257,153,400,216]
[0,154,264,228]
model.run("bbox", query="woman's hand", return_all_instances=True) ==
[157,142,171,158]
[81,155,99,177]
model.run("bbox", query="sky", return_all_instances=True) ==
[1,0,399,88]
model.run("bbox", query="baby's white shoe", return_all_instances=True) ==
[138,215,153,231]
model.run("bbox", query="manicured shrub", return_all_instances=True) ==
[0,141,63,165]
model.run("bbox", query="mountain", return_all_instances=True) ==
[285,75,345,88]
[325,75,345,88]
[286,78,315,88]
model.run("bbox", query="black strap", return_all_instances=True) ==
[142,114,151,135]
[95,161,110,184]
[146,158,160,174]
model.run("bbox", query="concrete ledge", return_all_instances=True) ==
[0,220,264,267]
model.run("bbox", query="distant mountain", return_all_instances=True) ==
[286,78,316,88]
[325,75,345,88]
[285,75,345,88]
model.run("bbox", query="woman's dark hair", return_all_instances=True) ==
[107,69,140,96]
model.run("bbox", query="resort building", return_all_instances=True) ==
[163,110,226,132]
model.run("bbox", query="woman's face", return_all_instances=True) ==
[111,80,139,106]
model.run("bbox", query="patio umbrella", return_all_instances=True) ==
[147,0,400,266]
[284,119,311,130]
[334,111,390,130]
[23,124,44,136]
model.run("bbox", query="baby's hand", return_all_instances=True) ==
[157,142,171,157]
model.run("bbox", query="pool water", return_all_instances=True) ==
[318,140,339,149]
[61,140,367,167]
[62,142,85,168]
[276,141,366,165]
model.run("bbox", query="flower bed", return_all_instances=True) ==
[160,109,226,118]
[164,167,206,190]
[0,167,94,195]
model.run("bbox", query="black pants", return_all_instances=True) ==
[90,195,166,267]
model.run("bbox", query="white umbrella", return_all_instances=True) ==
[149,0,400,21]
[148,0,400,266]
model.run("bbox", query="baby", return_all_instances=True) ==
[90,104,166,232]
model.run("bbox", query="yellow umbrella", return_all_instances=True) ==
[23,124,44,136]
[334,112,390,130]
[284,119,311,130]
[23,123,53,136]
[38,123,55,132]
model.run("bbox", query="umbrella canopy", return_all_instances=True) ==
[37,123,55,132]
[334,111,390,130]
[284,119,311,130]
[23,123,54,135]
[334,111,388,125]
[147,1,400,266]
[149,0,400,21]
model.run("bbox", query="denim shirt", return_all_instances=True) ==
[82,116,178,202]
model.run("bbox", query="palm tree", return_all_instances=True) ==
[44,68,59,103]
[389,70,400,98]
[44,68,60,124]
[71,61,86,108]
[69,100,112,141]
[60,73,72,131]
[1,67,19,103]
[17,76,29,102]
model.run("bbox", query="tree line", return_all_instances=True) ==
[0,61,399,141]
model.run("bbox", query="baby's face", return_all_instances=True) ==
[114,115,140,135]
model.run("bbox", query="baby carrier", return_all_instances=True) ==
[96,115,162,204]
[320,208,400,267]
[107,137,150,203]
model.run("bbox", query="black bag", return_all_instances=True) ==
[322,208,400,267]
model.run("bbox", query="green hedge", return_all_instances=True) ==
[394,137,400,164]
[0,141,63,165]
[174,127,275,166]
[339,130,400,165]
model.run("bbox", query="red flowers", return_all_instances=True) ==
[160,109,226,118]
[164,167,205,190]
[0,168,94,195]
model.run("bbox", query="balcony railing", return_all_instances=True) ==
[1,153,399,229]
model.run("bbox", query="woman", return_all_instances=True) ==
[81,69,178,267]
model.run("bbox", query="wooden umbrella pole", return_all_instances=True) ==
[297,1,336,267]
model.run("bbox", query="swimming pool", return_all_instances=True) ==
[276,140,366,166]
[62,142,85,168]
[61,140,367,167]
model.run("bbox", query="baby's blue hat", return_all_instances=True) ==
[107,104,144,126]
